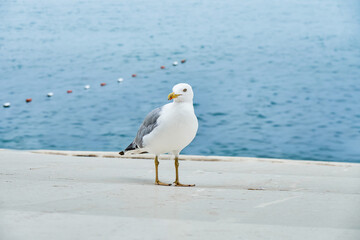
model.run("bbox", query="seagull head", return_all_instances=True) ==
[168,83,194,103]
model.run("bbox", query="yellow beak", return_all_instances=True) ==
[168,92,180,100]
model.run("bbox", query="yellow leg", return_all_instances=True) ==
[174,156,195,187]
[155,156,171,186]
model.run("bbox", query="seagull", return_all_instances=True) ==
[119,83,198,187]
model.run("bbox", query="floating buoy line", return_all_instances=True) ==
[2,59,187,108]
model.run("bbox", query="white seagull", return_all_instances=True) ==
[120,83,198,187]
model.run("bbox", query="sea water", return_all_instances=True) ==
[1,0,360,162]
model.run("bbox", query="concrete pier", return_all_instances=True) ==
[1,149,359,239]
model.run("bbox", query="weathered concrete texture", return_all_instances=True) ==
[0,149,359,240]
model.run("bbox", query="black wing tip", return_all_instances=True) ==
[125,142,138,151]
[119,142,138,155]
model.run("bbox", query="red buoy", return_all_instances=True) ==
[67,90,72,93]
[132,74,137,77]
[160,66,165,69]
[100,83,106,86]
[26,98,32,103]
[181,59,186,63]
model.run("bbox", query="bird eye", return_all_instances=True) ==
[183,88,187,92]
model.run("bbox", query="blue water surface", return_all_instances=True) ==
[1,0,360,162]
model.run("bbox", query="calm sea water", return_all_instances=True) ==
[1,0,360,162]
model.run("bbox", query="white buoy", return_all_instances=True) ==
[47,92,54,97]
[173,61,178,66]
[3,102,10,108]
[84,85,90,90]
[117,78,124,83]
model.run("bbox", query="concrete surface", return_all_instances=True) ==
[0,149,360,240]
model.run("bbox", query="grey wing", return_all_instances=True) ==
[133,107,162,148]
